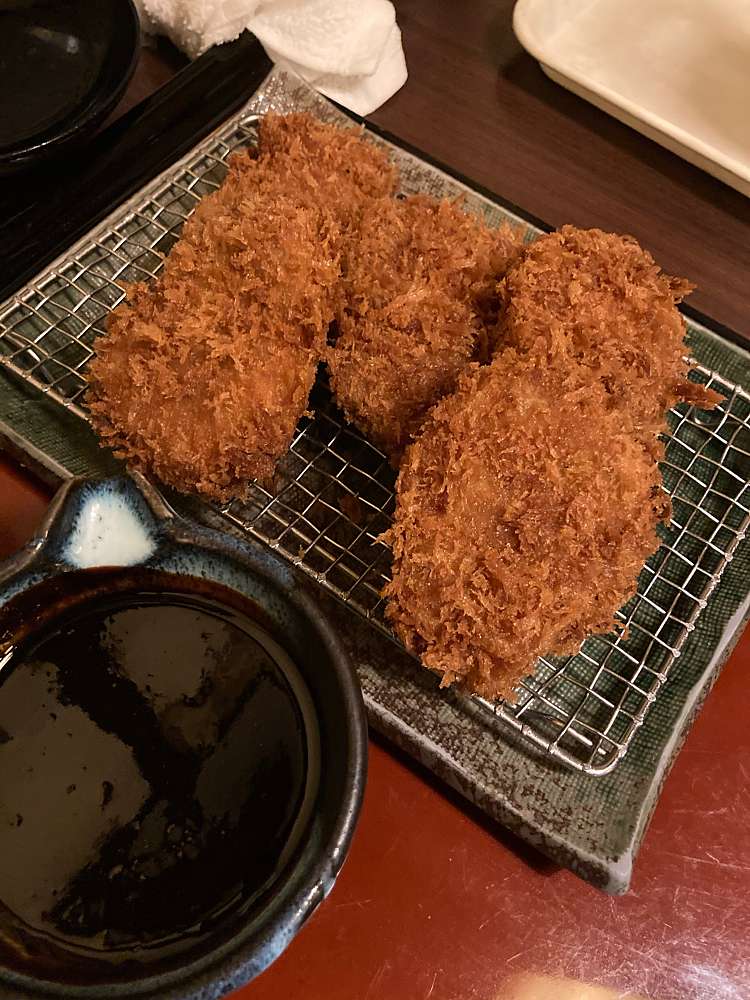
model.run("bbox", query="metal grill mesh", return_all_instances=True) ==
[0,105,748,775]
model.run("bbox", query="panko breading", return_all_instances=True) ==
[384,352,671,702]
[329,195,522,460]
[385,226,722,700]
[88,184,337,501]
[88,113,394,501]
[498,225,720,432]
[254,112,397,237]
[212,113,395,249]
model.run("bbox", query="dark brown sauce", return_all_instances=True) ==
[0,591,319,983]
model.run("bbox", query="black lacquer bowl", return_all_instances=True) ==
[0,0,140,173]
[0,475,367,998]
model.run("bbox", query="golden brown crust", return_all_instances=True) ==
[88,184,336,501]
[256,112,398,237]
[384,226,721,701]
[87,114,394,501]
[328,195,523,460]
[384,351,670,702]
[498,225,720,429]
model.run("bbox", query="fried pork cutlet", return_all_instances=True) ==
[88,182,337,501]
[88,113,394,501]
[235,112,398,241]
[384,352,670,702]
[328,195,522,461]
[498,225,720,433]
[385,226,721,700]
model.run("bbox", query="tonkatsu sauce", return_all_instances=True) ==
[0,591,319,983]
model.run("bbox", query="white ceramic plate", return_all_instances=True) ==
[513,0,750,197]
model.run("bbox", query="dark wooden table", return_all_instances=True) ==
[2,3,749,999]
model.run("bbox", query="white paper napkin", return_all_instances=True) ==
[134,0,407,115]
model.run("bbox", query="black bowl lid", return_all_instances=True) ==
[0,0,140,168]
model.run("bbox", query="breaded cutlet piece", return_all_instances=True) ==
[256,112,398,223]
[498,225,720,433]
[88,112,395,501]
[220,112,397,253]
[384,351,670,702]
[88,181,338,501]
[328,195,522,461]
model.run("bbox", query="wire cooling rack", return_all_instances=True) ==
[0,99,748,776]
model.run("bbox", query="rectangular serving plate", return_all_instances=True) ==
[0,67,748,891]
[513,0,750,197]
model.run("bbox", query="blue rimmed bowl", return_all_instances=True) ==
[0,475,367,999]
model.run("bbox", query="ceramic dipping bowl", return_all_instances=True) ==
[0,475,367,998]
